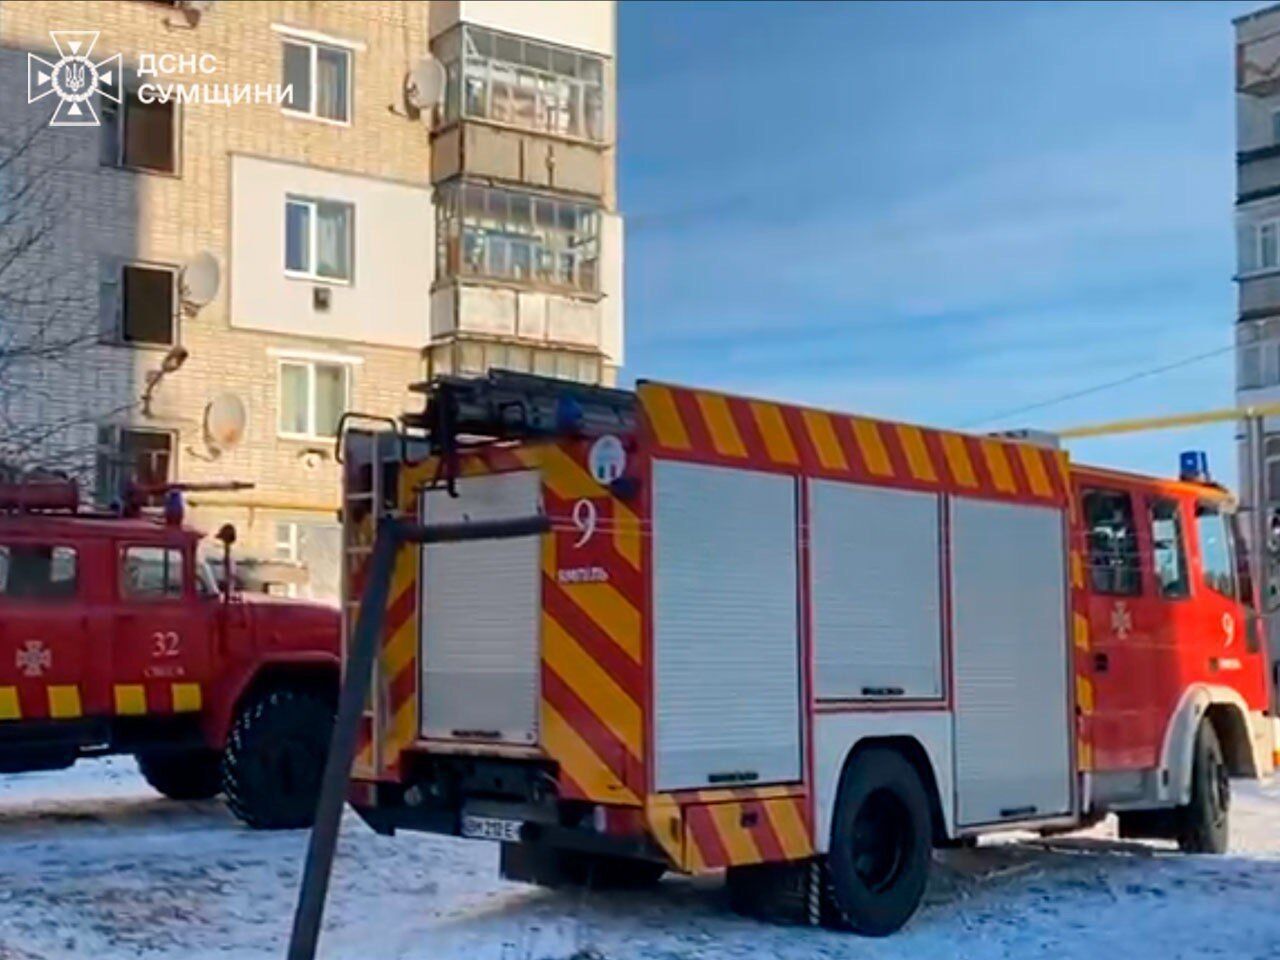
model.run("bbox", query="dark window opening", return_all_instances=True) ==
[121,265,175,345]
[101,91,177,173]
[1083,488,1142,596]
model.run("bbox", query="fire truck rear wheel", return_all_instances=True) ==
[826,748,932,936]
[222,687,334,830]
[1176,720,1229,854]
[136,748,223,801]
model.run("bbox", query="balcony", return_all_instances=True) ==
[1240,271,1280,318]
[431,284,600,349]
[1238,145,1280,204]
[1237,20,1280,97]
[429,22,611,198]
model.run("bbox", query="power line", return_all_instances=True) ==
[962,343,1235,429]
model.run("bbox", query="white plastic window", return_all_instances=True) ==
[278,360,349,439]
[282,39,351,123]
[285,196,353,282]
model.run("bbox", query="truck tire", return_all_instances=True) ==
[222,687,334,830]
[1176,720,1229,854]
[826,748,932,936]
[137,748,222,801]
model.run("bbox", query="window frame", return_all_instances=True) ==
[1082,487,1144,598]
[276,358,350,441]
[118,261,179,347]
[1257,218,1280,273]
[441,23,607,144]
[100,88,182,176]
[96,426,177,505]
[280,37,353,126]
[117,543,188,603]
[1146,496,1191,601]
[436,180,601,294]
[284,195,354,284]
[0,542,80,603]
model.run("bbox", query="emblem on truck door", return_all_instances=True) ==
[1223,613,1235,648]
[588,434,626,484]
[15,640,51,678]
[1110,602,1132,641]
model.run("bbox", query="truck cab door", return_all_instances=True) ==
[1191,502,1268,706]
[1080,486,1160,770]
[113,541,213,716]
[0,538,90,721]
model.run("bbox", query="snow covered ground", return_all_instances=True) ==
[1,758,1279,959]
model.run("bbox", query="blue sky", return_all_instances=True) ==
[617,0,1259,484]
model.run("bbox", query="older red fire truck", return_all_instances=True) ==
[335,372,1273,935]
[0,477,339,829]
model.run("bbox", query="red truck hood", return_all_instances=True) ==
[241,594,341,656]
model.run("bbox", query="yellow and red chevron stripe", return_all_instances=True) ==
[647,787,812,873]
[0,682,201,721]
[639,382,1069,506]
[391,440,647,804]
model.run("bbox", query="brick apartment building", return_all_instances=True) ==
[0,0,623,598]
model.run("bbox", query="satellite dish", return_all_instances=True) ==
[204,392,247,453]
[405,56,446,115]
[180,251,221,308]
[174,0,216,28]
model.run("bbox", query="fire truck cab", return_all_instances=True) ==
[0,477,340,828]
[340,372,1273,935]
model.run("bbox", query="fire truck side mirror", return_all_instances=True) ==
[215,524,237,601]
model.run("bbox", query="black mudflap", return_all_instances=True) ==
[726,857,829,927]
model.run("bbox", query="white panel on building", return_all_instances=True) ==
[950,497,1072,827]
[652,460,802,791]
[420,471,542,744]
[436,1,616,55]
[228,155,433,348]
[810,481,942,701]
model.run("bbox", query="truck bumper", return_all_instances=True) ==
[347,754,664,865]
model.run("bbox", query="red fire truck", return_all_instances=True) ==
[0,477,340,829]
[338,372,1274,935]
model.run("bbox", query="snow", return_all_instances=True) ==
[1,759,1279,959]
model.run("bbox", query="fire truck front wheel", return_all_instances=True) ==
[1176,720,1230,854]
[221,686,334,830]
[136,748,223,801]
[826,748,932,936]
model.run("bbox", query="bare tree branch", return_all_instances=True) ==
[0,118,140,478]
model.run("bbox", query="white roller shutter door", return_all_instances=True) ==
[810,480,943,701]
[652,460,802,791]
[951,496,1072,826]
[419,471,542,744]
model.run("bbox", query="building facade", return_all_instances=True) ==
[1237,5,1280,607]
[0,0,622,598]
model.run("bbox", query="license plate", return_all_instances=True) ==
[461,814,523,842]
